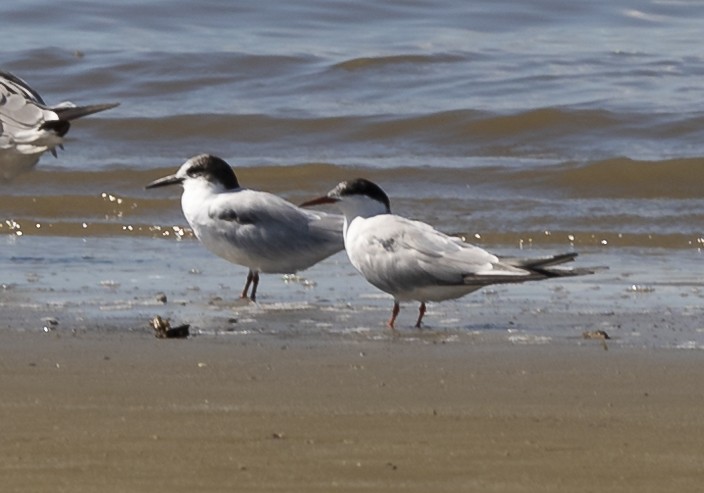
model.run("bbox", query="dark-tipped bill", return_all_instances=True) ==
[299,195,338,208]
[145,174,183,189]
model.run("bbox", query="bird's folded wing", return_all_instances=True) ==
[1,93,50,134]
[306,210,344,238]
[362,217,521,285]
[209,192,342,250]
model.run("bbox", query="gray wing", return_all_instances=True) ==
[351,215,533,292]
[398,225,590,285]
[208,190,344,272]
[0,71,46,104]
[1,71,118,181]
[1,72,53,142]
[1,70,118,149]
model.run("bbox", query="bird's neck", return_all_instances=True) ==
[181,181,238,221]
[340,199,388,242]
[338,197,388,222]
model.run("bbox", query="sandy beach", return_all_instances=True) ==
[1,326,703,493]
[2,237,704,491]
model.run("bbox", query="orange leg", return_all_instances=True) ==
[387,301,400,329]
[414,302,426,328]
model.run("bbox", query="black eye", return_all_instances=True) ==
[187,165,205,178]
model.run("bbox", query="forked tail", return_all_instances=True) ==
[505,252,596,278]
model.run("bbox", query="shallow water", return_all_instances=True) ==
[1,0,703,346]
[2,235,703,350]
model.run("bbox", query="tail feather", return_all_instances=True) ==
[521,252,577,268]
[503,252,596,278]
[502,252,577,269]
[53,102,119,121]
[536,266,595,278]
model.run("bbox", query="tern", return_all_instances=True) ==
[146,154,345,302]
[0,70,119,182]
[302,178,593,329]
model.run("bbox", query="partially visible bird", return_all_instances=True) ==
[146,154,345,302]
[301,178,593,329]
[0,70,119,182]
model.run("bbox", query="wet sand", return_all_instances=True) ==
[2,328,704,493]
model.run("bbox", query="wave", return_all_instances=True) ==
[78,107,704,166]
[332,53,468,71]
[498,157,704,199]
[6,154,703,200]
[3,155,703,252]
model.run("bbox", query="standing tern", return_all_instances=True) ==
[0,70,119,182]
[146,154,344,302]
[302,178,593,329]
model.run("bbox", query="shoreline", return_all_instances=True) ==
[2,236,703,350]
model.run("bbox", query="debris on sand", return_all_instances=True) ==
[41,317,59,332]
[151,316,190,339]
[582,329,610,351]
[582,329,610,340]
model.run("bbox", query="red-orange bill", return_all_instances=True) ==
[299,196,338,208]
